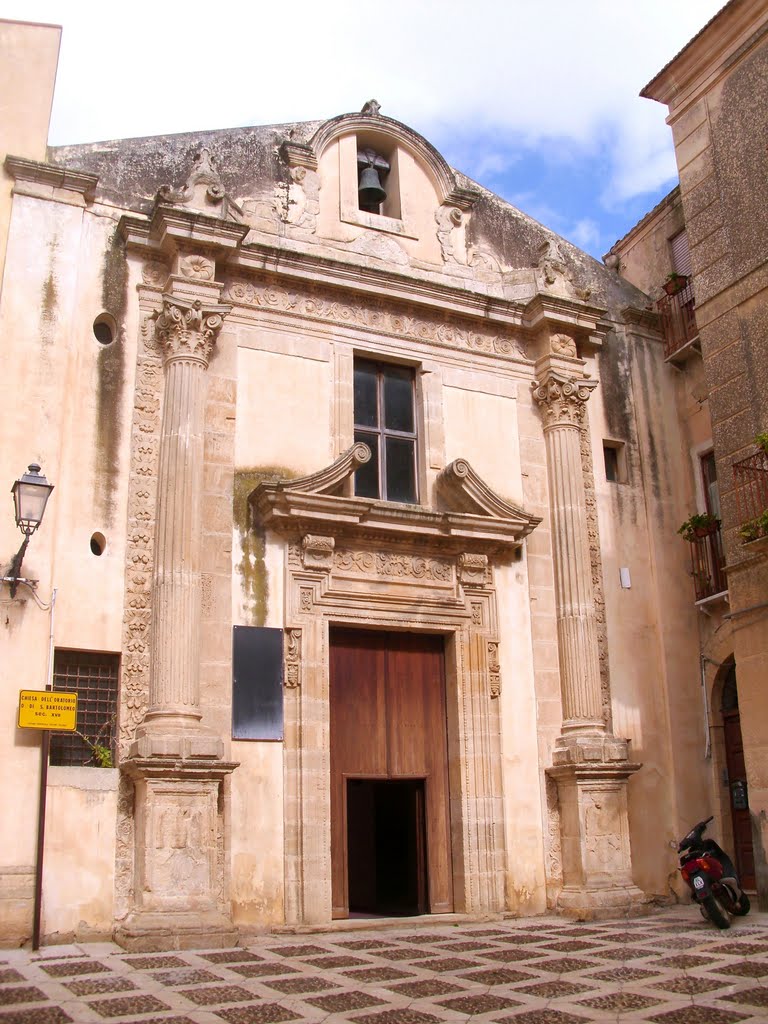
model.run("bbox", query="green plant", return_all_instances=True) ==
[75,716,115,768]
[677,512,720,542]
[754,431,768,455]
[738,509,768,543]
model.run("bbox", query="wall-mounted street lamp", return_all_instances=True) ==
[5,464,54,598]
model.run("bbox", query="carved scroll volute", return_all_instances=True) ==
[285,628,302,689]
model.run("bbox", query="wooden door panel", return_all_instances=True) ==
[330,629,453,916]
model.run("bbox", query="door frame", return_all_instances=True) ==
[280,535,507,926]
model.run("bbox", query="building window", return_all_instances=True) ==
[603,441,627,483]
[354,358,418,504]
[49,650,119,767]
[700,449,720,518]
[670,229,692,277]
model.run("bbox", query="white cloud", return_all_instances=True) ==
[0,0,723,203]
[567,218,602,251]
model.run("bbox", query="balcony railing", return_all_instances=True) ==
[657,280,698,360]
[733,449,768,541]
[686,522,727,601]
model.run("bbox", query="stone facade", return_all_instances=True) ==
[0,15,753,948]
[637,0,768,909]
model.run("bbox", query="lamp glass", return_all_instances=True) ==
[12,464,53,532]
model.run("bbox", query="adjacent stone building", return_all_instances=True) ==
[0,8,762,949]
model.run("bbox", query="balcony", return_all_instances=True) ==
[657,279,698,362]
[733,449,768,543]
[686,522,727,601]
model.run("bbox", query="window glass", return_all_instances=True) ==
[383,367,414,433]
[385,437,417,503]
[604,445,619,483]
[354,361,378,428]
[354,429,380,498]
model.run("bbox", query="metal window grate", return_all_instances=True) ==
[49,650,119,767]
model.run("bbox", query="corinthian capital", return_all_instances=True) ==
[532,370,597,427]
[152,294,232,366]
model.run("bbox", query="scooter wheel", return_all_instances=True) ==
[703,894,731,929]
[733,892,751,916]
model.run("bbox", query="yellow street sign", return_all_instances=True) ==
[18,690,77,731]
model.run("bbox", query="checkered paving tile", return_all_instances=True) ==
[3,908,768,1024]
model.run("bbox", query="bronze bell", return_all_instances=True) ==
[358,165,387,206]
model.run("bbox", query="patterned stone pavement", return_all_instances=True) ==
[3,906,768,1024]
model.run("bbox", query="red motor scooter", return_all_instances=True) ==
[677,816,751,929]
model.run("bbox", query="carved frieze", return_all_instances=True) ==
[179,254,215,281]
[223,276,528,363]
[285,628,302,689]
[550,332,578,357]
[532,370,597,427]
[334,549,453,582]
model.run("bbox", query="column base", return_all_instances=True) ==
[557,883,649,920]
[115,910,238,952]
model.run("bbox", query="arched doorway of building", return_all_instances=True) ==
[721,663,756,890]
[329,628,453,918]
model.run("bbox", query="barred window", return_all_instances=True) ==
[49,650,119,767]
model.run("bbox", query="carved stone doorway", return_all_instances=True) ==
[330,629,452,918]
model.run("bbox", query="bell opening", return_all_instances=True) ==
[357,147,390,214]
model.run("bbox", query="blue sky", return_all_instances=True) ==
[1,0,724,260]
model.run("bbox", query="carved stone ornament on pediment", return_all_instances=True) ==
[155,148,246,223]
[535,240,592,303]
[250,445,541,555]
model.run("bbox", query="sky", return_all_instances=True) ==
[1,0,725,260]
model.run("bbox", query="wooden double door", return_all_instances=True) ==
[330,629,453,918]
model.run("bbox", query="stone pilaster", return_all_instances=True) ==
[118,282,238,951]
[533,359,645,918]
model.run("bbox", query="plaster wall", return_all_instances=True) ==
[615,190,686,299]
[0,20,60,283]
[42,768,118,942]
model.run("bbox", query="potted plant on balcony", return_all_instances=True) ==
[754,431,768,455]
[738,509,768,543]
[663,272,689,296]
[677,512,720,541]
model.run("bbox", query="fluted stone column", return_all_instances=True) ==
[533,359,645,918]
[134,293,229,750]
[118,285,238,951]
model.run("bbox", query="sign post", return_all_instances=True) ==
[17,688,77,949]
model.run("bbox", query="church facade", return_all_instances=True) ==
[0,17,741,949]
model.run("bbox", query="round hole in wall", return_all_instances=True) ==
[93,313,116,345]
[90,532,106,556]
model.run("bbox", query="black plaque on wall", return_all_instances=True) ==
[232,626,284,740]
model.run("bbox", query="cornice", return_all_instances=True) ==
[641,2,768,116]
[4,155,98,201]
[522,293,608,347]
[621,305,660,333]
[438,460,541,536]
[119,205,249,256]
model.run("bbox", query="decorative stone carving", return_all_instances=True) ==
[155,148,245,223]
[487,641,501,698]
[179,254,215,281]
[360,98,382,116]
[334,549,453,582]
[152,294,231,365]
[435,206,463,263]
[284,628,302,689]
[142,260,170,288]
[439,459,541,536]
[223,276,528,363]
[535,239,592,302]
[531,370,598,427]
[459,552,490,586]
[550,332,578,358]
[301,534,335,571]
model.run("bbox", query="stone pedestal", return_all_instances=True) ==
[534,357,645,917]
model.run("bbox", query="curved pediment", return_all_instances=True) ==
[249,446,541,553]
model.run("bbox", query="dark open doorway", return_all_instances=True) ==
[347,778,427,916]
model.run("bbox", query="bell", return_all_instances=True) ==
[358,165,387,207]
